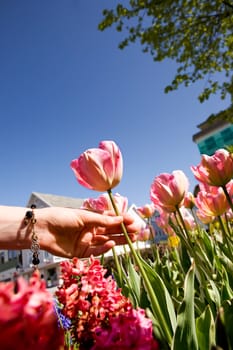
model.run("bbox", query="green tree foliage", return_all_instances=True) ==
[99,0,233,103]
[206,104,233,123]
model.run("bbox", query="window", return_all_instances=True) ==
[221,128,233,143]
[205,136,217,148]
[0,252,5,264]
[8,250,18,260]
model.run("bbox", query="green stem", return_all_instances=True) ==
[222,185,233,212]
[191,208,202,236]
[176,207,211,287]
[112,245,123,284]
[218,215,233,260]
[224,213,233,239]
[107,189,173,345]
[175,207,189,239]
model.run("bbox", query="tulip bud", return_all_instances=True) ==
[71,140,123,192]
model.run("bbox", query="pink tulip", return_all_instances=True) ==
[191,149,233,187]
[178,207,197,231]
[81,194,110,213]
[137,225,154,241]
[70,140,123,192]
[160,207,196,232]
[195,186,229,217]
[225,207,233,221]
[226,179,233,197]
[196,210,215,225]
[150,170,189,212]
[154,212,174,235]
[183,192,195,209]
[82,193,128,214]
[137,203,155,218]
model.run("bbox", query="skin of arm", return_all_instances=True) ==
[0,206,140,258]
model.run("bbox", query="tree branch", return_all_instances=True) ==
[223,1,233,10]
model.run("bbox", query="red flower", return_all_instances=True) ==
[0,271,64,350]
[92,308,159,350]
[56,257,159,350]
[56,257,131,348]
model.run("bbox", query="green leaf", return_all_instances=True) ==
[196,305,216,350]
[126,256,141,307]
[222,300,233,349]
[215,305,232,350]
[139,257,177,335]
[172,261,198,350]
[206,279,221,311]
[221,267,233,300]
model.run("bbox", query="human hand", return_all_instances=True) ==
[37,207,140,258]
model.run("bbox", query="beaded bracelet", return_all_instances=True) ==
[24,204,40,266]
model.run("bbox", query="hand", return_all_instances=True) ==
[37,207,140,258]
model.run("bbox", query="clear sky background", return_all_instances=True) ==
[0,0,231,207]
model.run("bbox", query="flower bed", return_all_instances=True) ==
[1,143,233,349]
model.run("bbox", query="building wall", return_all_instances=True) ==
[195,123,233,155]
[197,124,233,155]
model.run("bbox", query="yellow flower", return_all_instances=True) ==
[168,235,180,248]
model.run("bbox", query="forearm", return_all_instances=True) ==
[0,206,36,250]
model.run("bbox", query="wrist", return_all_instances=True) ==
[0,206,32,249]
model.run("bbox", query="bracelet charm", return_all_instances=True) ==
[25,204,40,266]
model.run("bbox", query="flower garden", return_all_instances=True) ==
[1,141,233,349]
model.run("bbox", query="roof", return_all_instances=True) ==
[27,192,84,208]
[192,120,231,142]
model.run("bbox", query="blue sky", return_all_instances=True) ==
[0,0,230,207]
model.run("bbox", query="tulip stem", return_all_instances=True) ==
[221,185,233,212]
[176,207,209,287]
[218,215,233,260]
[107,189,173,345]
[111,246,123,284]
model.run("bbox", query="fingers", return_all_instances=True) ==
[82,210,124,227]
[93,233,137,245]
[81,210,141,233]
[123,214,143,233]
[83,240,116,258]
[95,213,141,234]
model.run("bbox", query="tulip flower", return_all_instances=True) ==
[191,148,233,187]
[178,207,197,231]
[196,209,215,225]
[137,203,156,218]
[70,140,123,192]
[154,211,175,236]
[195,186,229,218]
[226,179,233,197]
[150,170,189,213]
[183,192,195,209]
[137,225,154,241]
[81,193,128,214]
